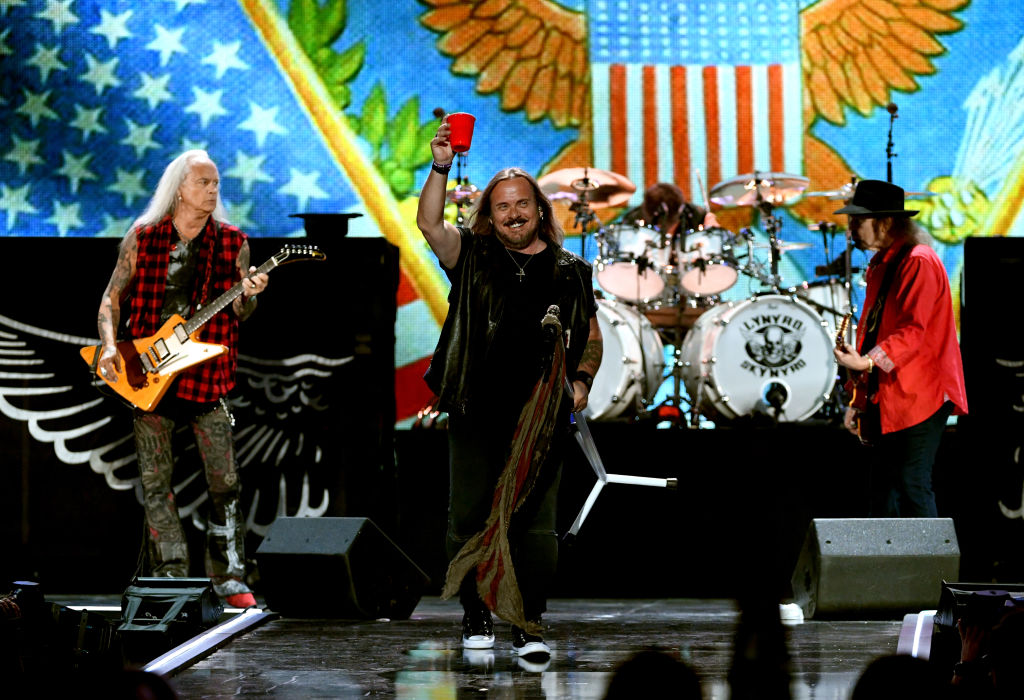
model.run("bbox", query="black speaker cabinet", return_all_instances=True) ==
[791,518,960,619]
[255,517,429,619]
[118,577,223,662]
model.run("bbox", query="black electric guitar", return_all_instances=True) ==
[836,313,878,445]
[80,244,326,411]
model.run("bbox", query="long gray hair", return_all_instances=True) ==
[130,150,230,231]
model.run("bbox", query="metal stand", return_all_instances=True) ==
[563,379,676,539]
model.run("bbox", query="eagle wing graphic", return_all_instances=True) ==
[801,0,969,125]
[419,0,590,128]
[0,313,337,533]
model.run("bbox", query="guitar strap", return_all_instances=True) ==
[860,242,914,402]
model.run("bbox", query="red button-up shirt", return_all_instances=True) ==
[858,242,968,434]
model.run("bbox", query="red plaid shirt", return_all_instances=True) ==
[129,215,246,403]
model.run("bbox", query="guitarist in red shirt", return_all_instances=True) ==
[95,150,268,608]
[832,180,968,517]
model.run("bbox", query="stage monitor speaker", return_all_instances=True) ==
[255,516,429,619]
[118,577,223,663]
[791,518,960,619]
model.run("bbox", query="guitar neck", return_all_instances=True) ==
[183,257,279,335]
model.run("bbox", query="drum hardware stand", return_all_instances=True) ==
[563,374,677,539]
[649,305,695,426]
[569,169,601,260]
[687,361,710,429]
[449,153,477,226]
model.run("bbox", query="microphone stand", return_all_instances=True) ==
[451,153,475,226]
[885,108,898,183]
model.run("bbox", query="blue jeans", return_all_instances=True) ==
[446,410,563,620]
[871,402,954,517]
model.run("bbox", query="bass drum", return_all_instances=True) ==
[679,294,837,422]
[584,299,666,421]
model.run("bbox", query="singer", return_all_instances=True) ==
[417,119,602,661]
[832,180,967,517]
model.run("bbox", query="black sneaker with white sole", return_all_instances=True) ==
[511,623,551,659]
[461,606,495,649]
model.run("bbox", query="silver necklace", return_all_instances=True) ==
[505,247,535,282]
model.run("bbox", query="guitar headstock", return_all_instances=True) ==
[271,244,327,266]
[835,313,852,349]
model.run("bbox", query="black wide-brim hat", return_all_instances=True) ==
[833,179,918,217]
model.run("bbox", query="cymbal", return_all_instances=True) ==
[538,167,636,209]
[709,172,809,207]
[446,183,480,204]
[804,183,856,200]
[805,184,936,201]
[751,241,814,252]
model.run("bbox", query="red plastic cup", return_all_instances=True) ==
[446,112,476,153]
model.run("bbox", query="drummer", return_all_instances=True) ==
[619,182,721,238]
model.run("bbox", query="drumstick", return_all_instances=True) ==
[695,168,710,211]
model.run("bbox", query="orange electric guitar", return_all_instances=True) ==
[80,244,326,411]
[835,313,878,445]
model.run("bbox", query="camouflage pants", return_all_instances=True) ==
[134,400,246,584]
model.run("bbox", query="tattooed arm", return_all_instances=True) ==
[96,231,139,381]
[233,239,268,321]
[571,315,603,412]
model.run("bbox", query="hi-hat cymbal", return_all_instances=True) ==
[709,172,809,207]
[446,183,480,204]
[538,167,636,209]
[751,241,814,252]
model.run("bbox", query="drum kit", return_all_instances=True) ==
[535,168,860,427]
[447,163,860,427]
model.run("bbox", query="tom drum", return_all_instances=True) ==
[595,224,675,303]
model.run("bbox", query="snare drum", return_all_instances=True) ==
[679,294,837,422]
[678,227,738,295]
[584,299,666,420]
[595,224,675,303]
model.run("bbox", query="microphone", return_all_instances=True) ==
[541,305,562,342]
[765,382,787,410]
[540,305,562,382]
[764,382,788,421]
[432,107,447,119]
[886,102,898,116]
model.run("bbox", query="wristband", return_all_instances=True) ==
[865,356,874,373]
[952,660,988,678]
[575,371,594,391]
[431,161,453,175]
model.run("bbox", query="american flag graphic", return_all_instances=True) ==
[588,0,804,202]
[0,0,441,424]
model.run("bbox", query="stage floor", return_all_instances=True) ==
[103,597,904,699]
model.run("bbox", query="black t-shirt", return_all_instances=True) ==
[472,244,559,414]
[161,231,202,323]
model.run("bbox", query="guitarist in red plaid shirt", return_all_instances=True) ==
[95,150,268,609]
[832,180,968,517]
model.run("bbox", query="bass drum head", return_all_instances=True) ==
[679,295,837,422]
[585,299,665,420]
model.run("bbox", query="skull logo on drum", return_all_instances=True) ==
[741,323,805,368]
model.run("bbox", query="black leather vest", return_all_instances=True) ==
[424,229,595,416]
